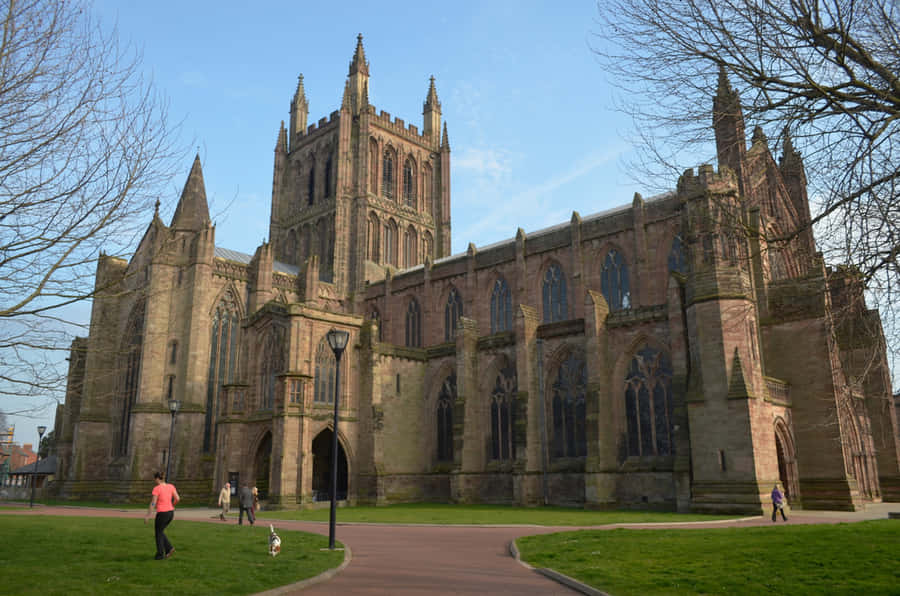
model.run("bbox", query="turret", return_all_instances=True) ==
[423,76,441,139]
[713,68,747,194]
[347,34,370,115]
[289,74,308,150]
[170,155,211,232]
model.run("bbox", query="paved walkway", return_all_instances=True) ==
[2,502,897,595]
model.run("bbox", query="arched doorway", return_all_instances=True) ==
[312,428,348,502]
[774,420,799,503]
[254,432,272,500]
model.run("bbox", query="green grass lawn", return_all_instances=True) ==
[0,516,344,595]
[516,520,900,595]
[250,502,736,525]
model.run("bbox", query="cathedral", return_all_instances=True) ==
[55,36,900,513]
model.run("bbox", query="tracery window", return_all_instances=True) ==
[668,236,687,275]
[423,163,433,215]
[624,346,674,457]
[314,339,336,404]
[490,277,512,334]
[403,225,418,268]
[444,286,463,342]
[601,249,630,310]
[366,213,380,262]
[383,220,398,266]
[405,297,421,348]
[307,163,315,206]
[437,374,456,462]
[542,262,567,323]
[403,158,416,208]
[382,150,395,199]
[116,301,145,456]
[369,139,379,193]
[259,326,284,411]
[204,290,240,452]
[551,353,586,458]
[324,154,333,199]
[490,364,517,461]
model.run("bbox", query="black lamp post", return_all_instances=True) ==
[325,327,349,550]
[166,399,181,482]
[29,425,46,508]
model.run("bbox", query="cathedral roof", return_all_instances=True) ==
[214,246,299,275]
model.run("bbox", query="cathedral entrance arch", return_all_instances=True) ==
[254,431,272,499]
[774,419,799,502]
[312,428,348,502]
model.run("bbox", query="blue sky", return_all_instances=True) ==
[12,1,650,446]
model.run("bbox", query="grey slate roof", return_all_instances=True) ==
[213,247,299,276]
[11,455,57,475]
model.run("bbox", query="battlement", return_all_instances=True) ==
[298,110,341,138]
[677,164,739,198]
[367,105,436,147]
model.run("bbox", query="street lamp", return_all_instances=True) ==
[29,425,46,508]
[325,327,350,550]
[166,399,181,482]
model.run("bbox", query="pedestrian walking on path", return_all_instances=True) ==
[144,471,180,559]
[239,483,255,525]
[771,484,788,522]
[217,482,231,521]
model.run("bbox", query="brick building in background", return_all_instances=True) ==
[55,37,899,513]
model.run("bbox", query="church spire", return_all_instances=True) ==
[348,33,369,76]
[423,75,441,139]
[170,154,211,231]
[441,121,450,151]
[289,74,309,147]
[346,34,370,115]
[275,120,287,153]
[713,66,746,190]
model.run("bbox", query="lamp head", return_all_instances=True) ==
[326,328,350,356]
[168,399,181,414]
[37,425,47,437]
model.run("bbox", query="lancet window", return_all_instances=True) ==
[204,290,240,452]
[437,374,456,462]
[542,262,567,323]
[551,353,586,458]
[490,277,512,334]
[601,249,630,310]
[445,287,463,342]
[624,346,674,457]
[490,364,517,461]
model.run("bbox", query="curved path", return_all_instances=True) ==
[3,503,896,595]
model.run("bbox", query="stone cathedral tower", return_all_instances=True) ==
[268,35,452,298]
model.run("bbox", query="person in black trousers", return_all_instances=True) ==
[238,483,255,525]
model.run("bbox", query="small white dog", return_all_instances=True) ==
[268,524,281,557]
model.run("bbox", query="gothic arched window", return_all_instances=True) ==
[551,353,586,458]
[437,374,456,462]
[260,326,284,410]
[366,213,380,262]
[382,149,395,199]
[405,297,421,348]
[601,249,630,310]
[307,163,315,206]
[445,287,463,342]
[624,346,674,457]
[668,236,687,275]
[324,154,333,199]
[403,225,418,268]
[369,139,379,193]
[314,339,336,404]
[542,262,567,323]
[490,364,517,460]
[423,163,433,215]
[403,158,416,208]
[285,229,297,263]
[383,220,398,266]
[490,277,512,334]
[317,217,333,282]
[204,290,240,452]
[116,301,145,455]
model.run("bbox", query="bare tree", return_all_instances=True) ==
[594,0,899,388]
[0,0,180,403]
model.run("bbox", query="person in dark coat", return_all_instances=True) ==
[238,483,255,525]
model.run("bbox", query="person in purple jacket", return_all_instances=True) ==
[771,484,788,522]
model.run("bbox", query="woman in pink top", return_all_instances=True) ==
[144,471,180,559]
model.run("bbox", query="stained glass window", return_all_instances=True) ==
[624,347,674,457]
[490,277,512,334]
[490,365,517,460]
[437,374,456,462]
[445,287,463,342]
[601,249,630,310]
[551,353,586,458]
[542,263,567,323]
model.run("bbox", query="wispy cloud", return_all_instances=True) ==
[453,147,513,182]
[456,145,626,246]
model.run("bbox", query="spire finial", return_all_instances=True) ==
[349,33,369,76]
[154,199,160,217]
[424,75,441,112]
[441,121,450,151]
